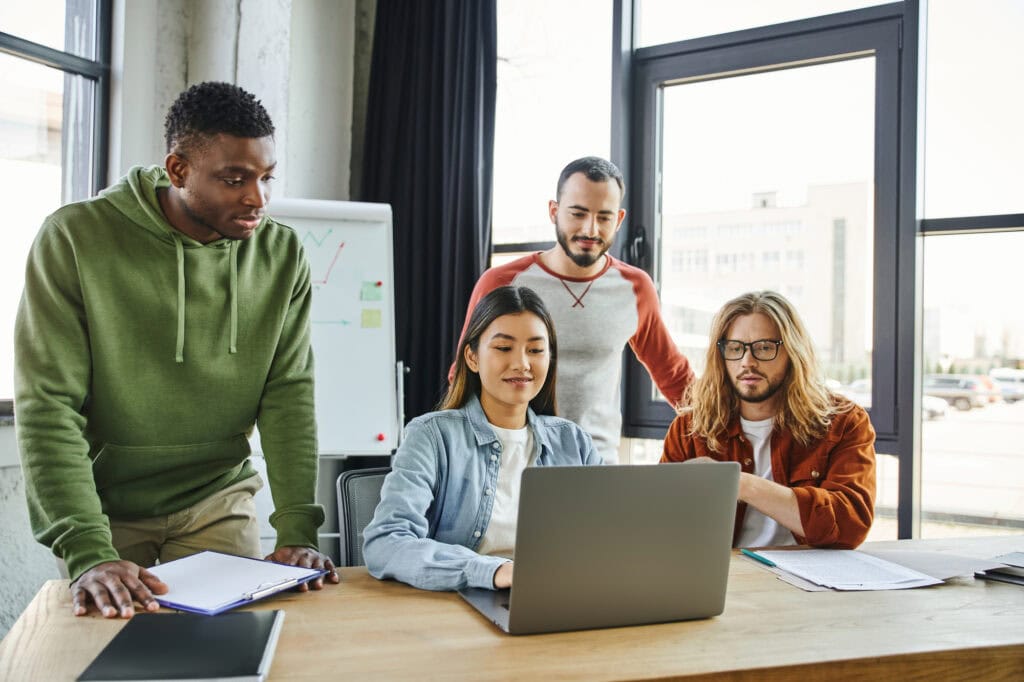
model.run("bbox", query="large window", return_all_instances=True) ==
[0,0,110,407]
[914,0,1024,538]
[656,58,876,388]
[922,1,1023,219]
[491,0,613,262]
[624,6,908,446]
[620,0,1024,539]
[620,3,918,538]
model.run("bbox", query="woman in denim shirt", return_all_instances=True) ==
[363,286,601,591]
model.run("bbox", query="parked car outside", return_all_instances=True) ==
[972,374,1002,403]
[921,394,949,420]
[838,378,871,409]
[839,379,947,419]
[990,369,1024,404]
[923,374,988,411]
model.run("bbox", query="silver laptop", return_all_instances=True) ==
[459,461,739,635]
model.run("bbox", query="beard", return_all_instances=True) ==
[555,220,610,268]
[731,372,786,404]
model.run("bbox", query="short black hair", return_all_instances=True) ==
[164,81,275,154]
[555,156,625,201]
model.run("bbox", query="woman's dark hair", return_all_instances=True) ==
[439,286,558,416]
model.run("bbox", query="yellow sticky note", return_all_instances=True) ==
[361,309,382,328]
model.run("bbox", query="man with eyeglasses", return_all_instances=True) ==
[661,291,876,549]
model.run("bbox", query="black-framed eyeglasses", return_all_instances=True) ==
[717,339,784,361]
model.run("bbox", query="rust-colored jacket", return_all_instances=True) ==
[661,400,876,549]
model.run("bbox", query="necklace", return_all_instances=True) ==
[559,278,595,308]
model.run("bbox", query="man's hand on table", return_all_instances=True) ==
[265,546,340,590]
[70,560,168,618]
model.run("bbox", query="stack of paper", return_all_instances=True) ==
[751,549,942,591]
[975,551,1024,587]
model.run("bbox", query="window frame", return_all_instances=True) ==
[612,1,924,537]
[0,0,112,413]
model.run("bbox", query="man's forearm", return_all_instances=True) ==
[738,473,805,537]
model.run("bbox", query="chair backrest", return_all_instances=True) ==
[336,466,391,567]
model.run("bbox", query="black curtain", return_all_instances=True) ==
[361,0,497,421]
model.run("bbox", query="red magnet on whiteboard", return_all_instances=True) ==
[375,281,382,287]
[376,433,386,441]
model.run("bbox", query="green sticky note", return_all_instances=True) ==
[361,309,382,328]
[360,281,384,301]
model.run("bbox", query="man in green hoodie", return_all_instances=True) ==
[15,82,338,619]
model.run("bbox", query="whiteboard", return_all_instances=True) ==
[267,198,400,455]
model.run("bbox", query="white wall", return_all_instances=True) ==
[0,0,361,637]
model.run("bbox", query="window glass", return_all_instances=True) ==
[920,232,1024,537]
[0,0,98,60]
[493,0,612,247]
[923,0,1024,218]
[658,58,875,388]
[637,0,886,47]
[0,56,95,399]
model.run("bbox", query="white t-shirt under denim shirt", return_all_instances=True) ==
[735,416,797,548]
[477,424,535,558]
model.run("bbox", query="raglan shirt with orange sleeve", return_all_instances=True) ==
[661,399,877,549]
[454,253,694,463]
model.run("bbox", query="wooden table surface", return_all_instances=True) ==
[2,535,1023,681]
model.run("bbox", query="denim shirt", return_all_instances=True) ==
[363,394,601,591]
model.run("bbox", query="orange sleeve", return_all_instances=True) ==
[791,407,877,549]
[621,266,695,408]
[660,413,697,463]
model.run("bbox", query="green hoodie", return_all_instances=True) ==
[15,166,324,580]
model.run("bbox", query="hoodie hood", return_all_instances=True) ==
[99,165,178,241]
[100,165,240,363]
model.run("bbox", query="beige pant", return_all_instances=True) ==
[108,475,264,567]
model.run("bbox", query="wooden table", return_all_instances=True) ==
[2,536,1023,681]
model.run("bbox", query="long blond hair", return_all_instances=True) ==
[686,291,847,452]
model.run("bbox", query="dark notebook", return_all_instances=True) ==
[77,610,285,682]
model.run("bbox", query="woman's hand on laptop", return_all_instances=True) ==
[494,561,514,589]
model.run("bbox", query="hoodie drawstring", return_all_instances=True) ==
[229,241,238,354]
[174,235,185,363]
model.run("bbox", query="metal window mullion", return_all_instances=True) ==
[92,0,112,195]
[0,31,104,79]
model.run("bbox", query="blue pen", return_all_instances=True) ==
[741,549,776,567]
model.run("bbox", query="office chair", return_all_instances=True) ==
[336,466,391,567]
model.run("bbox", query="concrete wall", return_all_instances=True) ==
[0,422,61,637]
[0,0,370,638]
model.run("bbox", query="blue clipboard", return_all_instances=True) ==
[146,550,328,616]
